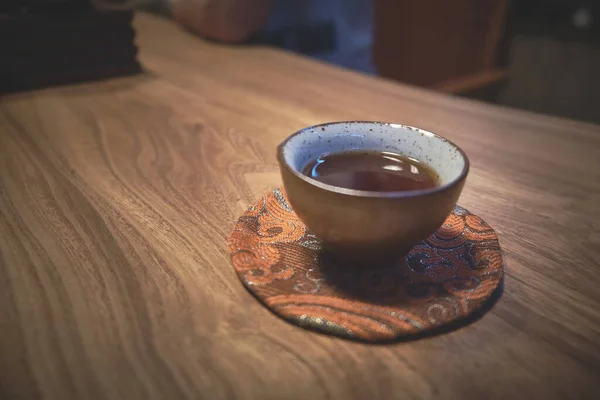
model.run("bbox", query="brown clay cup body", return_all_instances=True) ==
[277,121,469,264]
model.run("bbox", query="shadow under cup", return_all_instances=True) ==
[277,122,469,266]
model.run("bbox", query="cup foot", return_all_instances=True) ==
[320,244,412,268]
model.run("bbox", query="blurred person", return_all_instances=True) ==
[140,0,375,73]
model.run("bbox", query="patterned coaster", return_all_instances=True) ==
[229,188,503,341]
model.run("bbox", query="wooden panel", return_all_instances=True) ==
[373,0,508,87]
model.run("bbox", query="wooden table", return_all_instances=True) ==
[1,12,599,400]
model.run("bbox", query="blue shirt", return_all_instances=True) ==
[157,0,375,73]
[257,0,375,73]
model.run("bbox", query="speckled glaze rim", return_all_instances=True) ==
[277,121,470,199]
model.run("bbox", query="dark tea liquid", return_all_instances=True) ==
[302,151,439,192]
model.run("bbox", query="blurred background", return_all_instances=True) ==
[2,0,599,123]
[372,0,600,124]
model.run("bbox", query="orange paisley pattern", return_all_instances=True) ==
[229,189,504,342]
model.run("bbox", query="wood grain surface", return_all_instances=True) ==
[1,12,600,400]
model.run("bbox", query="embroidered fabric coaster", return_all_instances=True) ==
[229,188,503,342]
